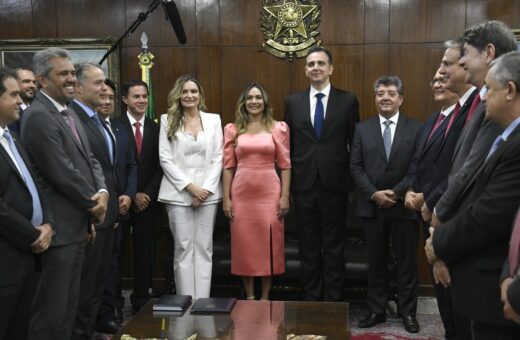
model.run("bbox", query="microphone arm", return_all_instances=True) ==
[99,0,161,65]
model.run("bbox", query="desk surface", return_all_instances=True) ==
[115,299,350,340]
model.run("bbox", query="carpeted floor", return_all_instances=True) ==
[96,293,444,339]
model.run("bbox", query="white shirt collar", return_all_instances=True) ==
[459,86,477,107]
[441,103,457,117]
[127,112,145,126]
[310,83,331,98]
[379,111,400,125]
[40,90,67,112]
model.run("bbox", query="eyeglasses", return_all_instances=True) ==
[429,77,448,87]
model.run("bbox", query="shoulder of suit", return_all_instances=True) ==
[200,111,222,121]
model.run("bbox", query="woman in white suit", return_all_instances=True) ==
[158,74,223,298]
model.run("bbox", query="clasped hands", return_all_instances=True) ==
[501,277,520,324]
[425,226,451,288]
[372,189,396,208]
[186,183,210,208]
[31,223,53,254]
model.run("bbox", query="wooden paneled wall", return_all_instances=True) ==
[1,0,518,289]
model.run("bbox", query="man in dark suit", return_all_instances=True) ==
[284,46,359,302]
[428,51,520,340]
[69,62,120,339]
[7,67,36,136]
[0,68,53,340]
[21,47,108,340]
[350,75,421,333]
[96,78,138,331]
[118,80,162,312]
[432,21,517,227]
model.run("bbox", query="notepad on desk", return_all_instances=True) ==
[153,294,192,312]
[190,297,237,314]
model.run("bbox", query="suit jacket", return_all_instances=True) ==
[0,131,54,286]
[7,105,24,136]
[110,119,138,198]
[158,112,223,205]
[118,114,162,205]
[21,91,106,246]
[435,101,503,221]
[284,86,359,193]
[433,124,520,325]
[71,100,118,229]
[350,114,421,219]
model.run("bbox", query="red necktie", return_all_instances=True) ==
[445,102,461,137]
[464,94,481,126]
[427,113,445,142]
[509,209,520,276]
[134,121,143,159]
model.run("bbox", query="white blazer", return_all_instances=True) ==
[158,111,223,205]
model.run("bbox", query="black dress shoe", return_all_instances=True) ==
[95,320,121,334]
[402,315,420,333]
[358,312,386,328]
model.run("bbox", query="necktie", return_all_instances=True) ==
[60,109,82,146]
[445,102,461,137]
[509,209,520,276]
[383,120,392,160]
[3,130,43,226]
[464,94,481,126]
[427,113,446,142]
[314,93,325,139]
[134,121,143,159]
[486,135,504,160]
[91,113,113,163]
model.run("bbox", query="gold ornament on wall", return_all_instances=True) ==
[261,0,322,62]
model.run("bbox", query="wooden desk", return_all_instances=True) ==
[114,299,350,340]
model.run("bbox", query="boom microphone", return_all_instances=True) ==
[161,0,187,44]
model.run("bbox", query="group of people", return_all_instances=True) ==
[1,18,520,340]
[352,20,520,339]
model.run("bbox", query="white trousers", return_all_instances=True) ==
[166,203,217,299]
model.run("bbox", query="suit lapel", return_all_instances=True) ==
[120,115,139,160]
[453,101,485,160]
[301,89,314,137]
[73,102,111,164]
[0,142,26,185]
[422,112,448,156]
[389,115,405,161]
[370,117,387,162]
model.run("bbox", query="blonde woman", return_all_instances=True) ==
[223,82,291,300]
[158,74,223,299]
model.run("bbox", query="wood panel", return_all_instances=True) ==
[196,0,220,46]
[364,0,390,44]
[388,43,445,122]
[467,0,520,28]
[319,0,364,45]
[0,0,33,38]
[389,0,466,43]
[31,0,57,38]
[220,0,263,46]
[55,0,125,39]
[197,47,221,115]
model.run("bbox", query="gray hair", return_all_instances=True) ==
[443,38,464,59]
[32,47,72,77]
[489,51,520,93]
[74,62,103,86]
[374,75,404,95]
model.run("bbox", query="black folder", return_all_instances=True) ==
[153,294,192,312]
[190,297,237,314]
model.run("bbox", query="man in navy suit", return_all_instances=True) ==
[96,78,137,331]
[351,75,422,333]
[0,68,53,340]
[118,80,162,312]
[7,67,36,136]
[428,50,520,340]
[284,46,359,302]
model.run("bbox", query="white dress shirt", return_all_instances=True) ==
[309,83,331,126]
[378,112,400,144]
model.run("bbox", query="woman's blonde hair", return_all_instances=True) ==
[166,74,207,140]
[234,82,275,144]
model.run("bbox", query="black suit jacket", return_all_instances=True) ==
[21,91,106,246]
[433,124,520,325]
[284,86,359,193]
[7,105,24,136]
[118,114,162,203]
[350,114,421,219]
[110,118,138,221]
[0,130,54,285]
[71,100,118,230]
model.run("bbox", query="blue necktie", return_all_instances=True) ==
[383,120,392,160]
[314,93,325,139]
[3,130,43,226]
[91,113,114,163]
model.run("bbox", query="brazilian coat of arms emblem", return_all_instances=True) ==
[261,0,322,62]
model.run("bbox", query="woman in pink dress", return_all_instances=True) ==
[223,82,291,300]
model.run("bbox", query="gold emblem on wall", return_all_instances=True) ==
[261,0,322,62]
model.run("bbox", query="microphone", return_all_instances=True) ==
[161,0,187,44]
